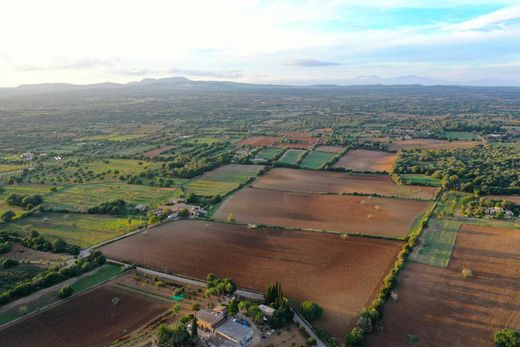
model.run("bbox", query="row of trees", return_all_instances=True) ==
[6,193,43,210]
[21,230,81,255]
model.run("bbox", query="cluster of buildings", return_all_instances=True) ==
[146,197,207,219]
[484,206,515,218]
[195,307,254,347]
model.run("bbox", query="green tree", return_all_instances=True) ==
[494,329,520,347]
[300,301,323,322]
[157,323,192,347]
[1,210,16,222]
[191,316,198,339]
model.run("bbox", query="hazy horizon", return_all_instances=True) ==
[1,0,520,87]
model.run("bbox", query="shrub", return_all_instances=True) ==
[58,285,73,299]
[300,301,323,322]
[2,258,19,268]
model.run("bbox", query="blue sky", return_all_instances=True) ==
[1,0,520,86]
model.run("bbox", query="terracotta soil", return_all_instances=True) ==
[236,136,279,147]
[278,131,320,144]
[214,187,430,237]
[486,195,520,204]
[366,137,482,150]
[333,149,396,172]
[253,168,436,200]
[143,146,173,158]
[0,285,169,347]
[367,224,520,347]
[100,220,403,339]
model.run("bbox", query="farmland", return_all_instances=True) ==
[367,224,520,347]
[214,187,430,237]
[315,145,344,153]
[252,168,437,200]
[0,164,27,173]
[0,284,170,347]
[276,149,305,165]
[256,147,284,160]
[183,164,264,196]
[143,145,174,158]
[100,220,403,338]
[299,150,336,169]
[44,182,177,212]
[236,136,279,147]
[397,174,442,187]
[386,138,482,151]
[3,213,143,247]
[333,149,396,172]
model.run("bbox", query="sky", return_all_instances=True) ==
[1,0,520,87]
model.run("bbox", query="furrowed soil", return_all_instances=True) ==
[367,224,520,347]
[100,220,403,340]
[236,136,279,147]
[333,149,396,172]
[0,284,169,347]
[252,168,436,200]
[214,187,430,237]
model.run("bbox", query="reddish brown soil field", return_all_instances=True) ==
[236,136,279,147]
[333,149,396,172]
[315,145,344,153]
[367,224,520,347]
[100,220,403,339]
[0,285,169,347]
[254,168,436,200]
[143,145,173,158]
[214,187,430,237]
[487,195,520,204]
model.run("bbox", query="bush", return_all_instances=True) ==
[300,301,323,322]
[58,285,73,299]
[2,258,19,268]
[494,329,520,347]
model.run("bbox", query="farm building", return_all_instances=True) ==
[258,304,275,318]
[216,320,254,346]
[196,308,226,332]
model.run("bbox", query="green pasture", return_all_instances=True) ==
[184,164,264,196]
[400,174,442,187]
[4,213,143,247]
[44,182,177,212]
[299,151,335,169]
[411,218,460,267]
[277,149,305,165]
[256,147,283,160]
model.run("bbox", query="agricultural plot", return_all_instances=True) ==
[333,149,396,172]
[398,174,442,187]
[253,168,437,200]
[299,150,336,169]
[0,164,26,173]
[0,264,45,291]
[214,187,430,237]
[184,164,264,196]
[3,213,143,247]
[367,224,520,347]
[100,220,403,339]
[411,218,460,267]
[143,145,174,158]
[443,131,477,140]
[236,136,279,147]
[386,138,481,151]
[255,147,283,160]
[315,145,344,153]
[0,184,57,218]
[276,149,305,165]
[0,284,170,347]
[44,182,177,212]
[486,195,520,204]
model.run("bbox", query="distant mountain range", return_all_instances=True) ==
[1,75,519,97]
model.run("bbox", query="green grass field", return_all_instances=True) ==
[4,213,144,247]
[0,164,27,173]
[400,174,442,187]
[411,217,460,267]
[277,149,305,165]
[184,164,264,196]
[256,147,283,160]
[443,131,477,140]
[299,150,336,169]
[44,182,178,212]
[70,264,124,292]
